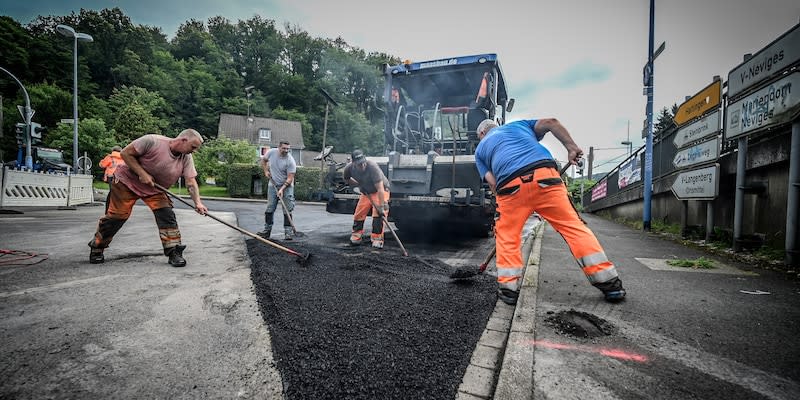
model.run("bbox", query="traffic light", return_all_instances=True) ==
[15,123,26,145]
[30,122,45,139]
[30,122,46,145]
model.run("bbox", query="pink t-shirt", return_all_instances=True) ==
[115,134,198,197]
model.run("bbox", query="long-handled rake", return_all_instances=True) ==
[363,194,409,257]
[268,179,306,238]
[154,183,312,266]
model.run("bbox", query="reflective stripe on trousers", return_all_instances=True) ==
[494,166,619,291]
[91,180,181,254]
[352,190,390,240]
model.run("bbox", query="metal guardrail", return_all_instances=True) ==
[0,167,94,208]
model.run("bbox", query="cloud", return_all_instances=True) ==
[550,61,612,89]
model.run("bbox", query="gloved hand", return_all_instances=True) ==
[382,202,389,212]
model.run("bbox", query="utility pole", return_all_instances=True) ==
[643,0,656,231]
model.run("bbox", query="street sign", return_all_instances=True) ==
[60,119,75,124]
[728,23,800,99]
[726,71,800,140]
[671,164,719,200]
[673,80,721,126]
[673,110,720,149]
[672,137,719,169]
[17,105,34,120]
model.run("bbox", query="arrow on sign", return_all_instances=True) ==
[671,164,719,200]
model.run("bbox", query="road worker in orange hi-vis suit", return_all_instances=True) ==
[474,118,626,305]
[343,149,391,249]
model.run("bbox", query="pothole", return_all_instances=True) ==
[544,309,615,338]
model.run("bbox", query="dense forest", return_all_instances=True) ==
[0,8,401,167]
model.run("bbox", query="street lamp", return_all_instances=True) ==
[621,141,632,156]
[56,24,93,173]
[244,85,255,120]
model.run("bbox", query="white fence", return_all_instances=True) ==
[0,167,94,208]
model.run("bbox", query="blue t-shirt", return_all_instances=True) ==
[475,119,554,187]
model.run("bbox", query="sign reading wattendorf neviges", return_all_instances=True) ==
[727,23,800,99]
[671,164,719,200]
[673,110,720,149]
[726,72,800,140]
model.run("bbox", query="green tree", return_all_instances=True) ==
[45,117,117,171]
[107,86,169,142]
[192,137,256,186]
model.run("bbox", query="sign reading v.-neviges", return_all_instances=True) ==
[726,72,800,140]
[728,23,800,99]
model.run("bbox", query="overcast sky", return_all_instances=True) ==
[6,0,800,171]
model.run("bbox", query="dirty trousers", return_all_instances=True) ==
[90,180,182,255]
[352,190,391,241]
[494,166,619,292]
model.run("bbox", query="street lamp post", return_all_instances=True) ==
[244,85,255,119]
[56,24,93,173]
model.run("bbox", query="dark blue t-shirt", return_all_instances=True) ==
[475,119,554,187]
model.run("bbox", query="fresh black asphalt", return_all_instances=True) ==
[247,239,497,399]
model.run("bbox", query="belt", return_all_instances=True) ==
[496,160,557,191]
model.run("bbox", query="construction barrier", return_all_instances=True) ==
[0,167,93,208]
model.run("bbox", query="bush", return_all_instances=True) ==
[227,163,263,198]
[292,167,324,201]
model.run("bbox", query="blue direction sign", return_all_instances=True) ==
[672,137,719,169]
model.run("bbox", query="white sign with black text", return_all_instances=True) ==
[671,164,719,200]
[673,110,720,149]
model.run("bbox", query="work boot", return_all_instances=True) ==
[284,227,293,240]
[497,288,519,305]
[258,224,272,238]
[371,238,384,249]
[89,248,105,264]
[350,231,363,245]
[167,245,187,268]
[594,278,626,303]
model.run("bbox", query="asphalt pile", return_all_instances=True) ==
[247,240,497,400]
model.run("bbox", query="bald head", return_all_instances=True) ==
[178,129,204,143]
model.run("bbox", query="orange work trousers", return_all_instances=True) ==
[352,190,390,241]
[494,166,619,292]
[90,180,182,255]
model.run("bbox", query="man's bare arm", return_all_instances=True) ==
[120,145,154,186]
[185,176,207,214]
[534,118,584,165]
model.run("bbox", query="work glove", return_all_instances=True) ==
[382,202,389,212]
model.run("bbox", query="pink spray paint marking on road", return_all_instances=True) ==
[529,340,649,363]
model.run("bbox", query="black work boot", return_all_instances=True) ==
[497,288,519,305]
[167,245,187,268]
[89,248,105,264]
[594,278,627,303]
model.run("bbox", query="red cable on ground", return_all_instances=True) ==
[0,249,50,266]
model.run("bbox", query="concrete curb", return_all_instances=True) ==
[456,222,543,400]
[493,221,545,400]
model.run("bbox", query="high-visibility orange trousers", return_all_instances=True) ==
[352,190,390,241]
[494,166,619,292]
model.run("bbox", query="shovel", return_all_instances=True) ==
[268,180,306,238]
[449,245,496,279]
[154,183,312,267]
